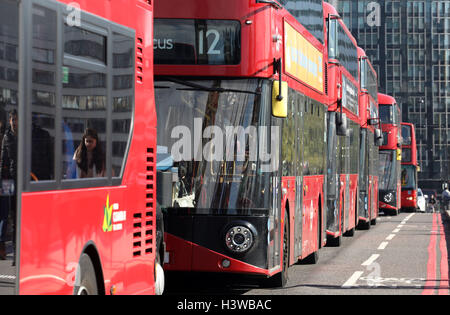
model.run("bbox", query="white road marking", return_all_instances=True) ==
[378,242,389,250]
[342,214,416,290]
[342,271,364,288]
[362,254,380,266]
[386,234,396,240]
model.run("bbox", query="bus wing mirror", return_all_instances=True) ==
[375,128,383,146]
[368,118,380,126]
[396,148,402,161]
[336,113,349,136]
[272,80,288,118]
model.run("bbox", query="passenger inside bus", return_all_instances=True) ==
[72,128,106,178]
[31,114,54,181]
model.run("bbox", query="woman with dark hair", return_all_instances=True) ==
[73,128,105,178]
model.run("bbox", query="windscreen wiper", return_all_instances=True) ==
[256,0,283,10]
[157,76,261,96]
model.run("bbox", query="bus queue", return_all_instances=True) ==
[0,0,424,295]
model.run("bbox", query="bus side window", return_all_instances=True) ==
[30,4,57,182]
[26,2,135,188]
[111,32,134,178]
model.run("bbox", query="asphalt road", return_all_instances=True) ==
[165,211,450,296]
[2,211,448,296]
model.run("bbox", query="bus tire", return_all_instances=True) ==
[327,234,342,247]
[74,253,98,295]
[359,219,370,230]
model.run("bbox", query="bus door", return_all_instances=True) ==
[368,132,376,218]
[358,129,368,219]
[293,93,304,259]
[326,112,338,234]
[338,131,350,232]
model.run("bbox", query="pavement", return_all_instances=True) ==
[0,240,15,295]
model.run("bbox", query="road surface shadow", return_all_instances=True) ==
[164,271,256,295]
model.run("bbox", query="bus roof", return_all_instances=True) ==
[358,47,377,80]
[378,93,397,106]
[323,1,339,17]
[323,2,357,48]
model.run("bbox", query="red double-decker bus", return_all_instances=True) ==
[323,3,360,246]
[0,0,163,295]
[357,47,381,229]
[400,123,419,211]
[378,93,402,216]
[154,0,327,287]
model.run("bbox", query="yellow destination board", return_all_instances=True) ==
[284,21,324,93]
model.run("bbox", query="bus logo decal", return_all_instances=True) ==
[103,195,114,232]
[103,195,126,232]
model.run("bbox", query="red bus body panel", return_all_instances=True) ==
[401,123,418,210]
[323,2,360,236]
[155,0,326,276]
[18,0,157,295]
[357,47,379,224]
[378,93,402,212]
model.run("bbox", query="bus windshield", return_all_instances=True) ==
[154,78,273,212]
[401,164,416,190]
[402,124,412,145]
[379,105,394,124]
[379,151,399,191]
[379,104,400,125]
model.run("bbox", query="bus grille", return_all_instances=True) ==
[132,148,155,258]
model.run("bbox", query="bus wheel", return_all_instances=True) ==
[74,254,98,295]
[358,219,371,230]
[263,212,289,288]
[303,250,319,264]
[327,234,342,247]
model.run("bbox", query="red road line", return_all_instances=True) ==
[438,215,449,295]
[422,213,438,295]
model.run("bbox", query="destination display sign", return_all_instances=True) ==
[342,75,358,115]
[154,19,241,65]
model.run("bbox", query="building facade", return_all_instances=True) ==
[327,0,450,189]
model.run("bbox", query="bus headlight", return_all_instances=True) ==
[384,192,394,203]
[224,224,256,254]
